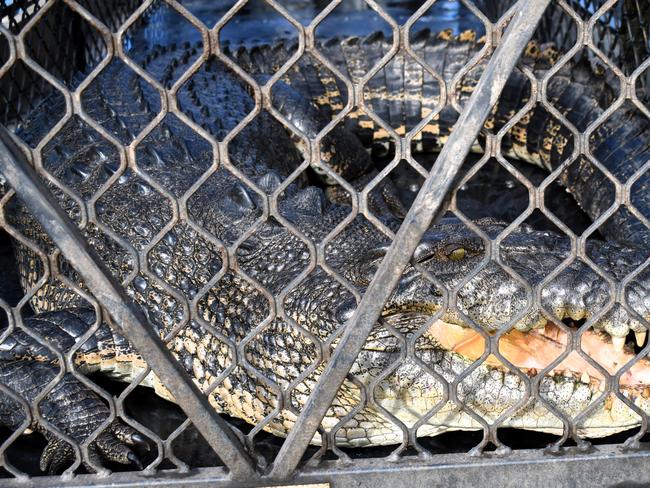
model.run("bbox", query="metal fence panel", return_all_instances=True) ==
[0,0,648,486]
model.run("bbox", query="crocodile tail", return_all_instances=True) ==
[494,57,649,247]
[551,88,650,247]
[227,30,460,153]
[227,30,563,156]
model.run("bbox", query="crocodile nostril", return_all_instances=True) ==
[335,299,357,324]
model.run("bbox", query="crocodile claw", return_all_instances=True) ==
[127,451,144,470]
[113,421,151,451]
[129,432,151,451]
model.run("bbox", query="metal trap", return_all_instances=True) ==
[0,0,649,486]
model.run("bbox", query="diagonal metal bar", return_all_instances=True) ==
[270,0,553,479]
[0,127,258,481]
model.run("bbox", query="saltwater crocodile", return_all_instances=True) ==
[1,30,649,472]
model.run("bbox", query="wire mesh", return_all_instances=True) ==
[0,0,648,485]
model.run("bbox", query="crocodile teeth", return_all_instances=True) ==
[635,331,647,347]
[581,372,590,384]
[563,368,573,378]
[612,336,626,352]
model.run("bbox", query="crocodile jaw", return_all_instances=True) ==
[351,318,650,445]
[426,320,650,389]
[222,318,650,448]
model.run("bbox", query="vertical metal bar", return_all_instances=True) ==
[0,127,258,481]
[270,0,553,479]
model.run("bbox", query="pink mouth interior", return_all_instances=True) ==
[426,321,650,388]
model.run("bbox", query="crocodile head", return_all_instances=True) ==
[193,176,650,445]
[346,218,650,445]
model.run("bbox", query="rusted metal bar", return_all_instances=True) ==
[4,443,650,488]
[269,0,553,479]
[0,127,258,481]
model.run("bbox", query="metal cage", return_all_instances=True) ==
[0,0,649,486]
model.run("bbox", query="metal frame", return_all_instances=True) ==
[0,0,648,485]
[4,444,650,487]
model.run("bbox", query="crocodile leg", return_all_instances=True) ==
[0,309,146,473]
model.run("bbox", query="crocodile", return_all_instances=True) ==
[0,29,649,473]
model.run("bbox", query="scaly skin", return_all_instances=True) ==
[232,29,649,247]
[0,32,649,470]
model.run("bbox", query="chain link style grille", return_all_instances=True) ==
[0,0,649,486]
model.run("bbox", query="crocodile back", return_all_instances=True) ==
[228,30,650,247]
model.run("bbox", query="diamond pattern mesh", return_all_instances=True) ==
[0,0,648,483]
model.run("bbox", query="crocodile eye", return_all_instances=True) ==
[446,246,466,261]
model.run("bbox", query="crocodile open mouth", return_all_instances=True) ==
[425,320,650,390]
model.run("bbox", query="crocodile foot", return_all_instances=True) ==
[40,420,147,474]
[0,309,151,473]
[0,360,151,474]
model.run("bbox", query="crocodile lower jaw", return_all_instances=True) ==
[426,319,650,390]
